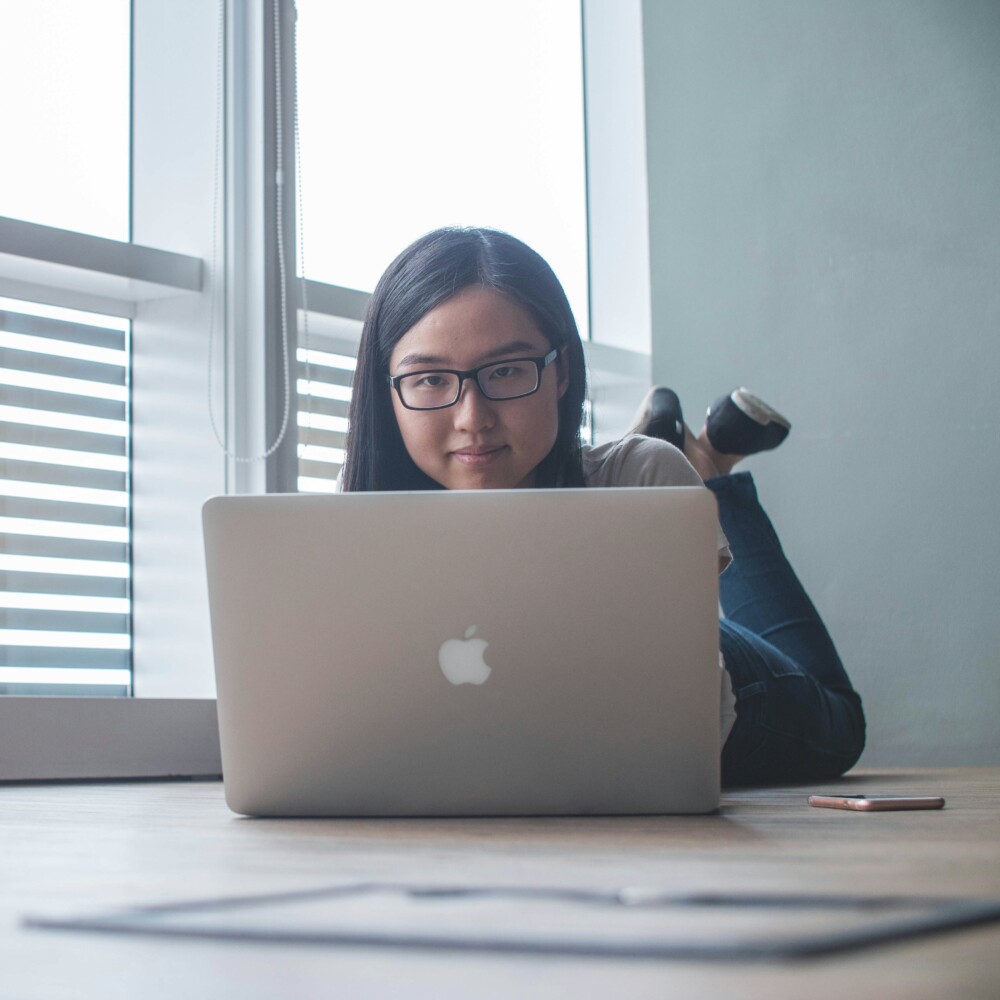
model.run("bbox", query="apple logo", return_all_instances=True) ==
[437,625,492,686]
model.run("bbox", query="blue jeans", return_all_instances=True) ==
[706,473,865,786]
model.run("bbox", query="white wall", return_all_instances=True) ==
[642,0,1000,765]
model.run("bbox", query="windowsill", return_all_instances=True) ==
[0,697,222,781]
[0,216,202,317]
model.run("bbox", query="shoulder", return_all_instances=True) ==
[581,434,705,489]
[582,434,732,564]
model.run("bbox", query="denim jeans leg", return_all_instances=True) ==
[705,473,865,785]
[718,619,865,785]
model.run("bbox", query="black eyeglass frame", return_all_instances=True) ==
[388,349,559,411]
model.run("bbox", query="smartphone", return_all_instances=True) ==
[808,794,945,812]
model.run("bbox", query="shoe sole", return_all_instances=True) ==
[731,388,791,430]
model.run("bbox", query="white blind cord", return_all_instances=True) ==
[207,0,310,465]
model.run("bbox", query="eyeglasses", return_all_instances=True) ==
[388,349,558,411]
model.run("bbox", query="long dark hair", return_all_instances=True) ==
[341,227,588,491]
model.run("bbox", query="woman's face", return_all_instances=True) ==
[388,285,568,490]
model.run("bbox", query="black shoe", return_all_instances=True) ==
[706,388,791,456]
[627,387,685,450]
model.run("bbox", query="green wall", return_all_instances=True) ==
[642,0,1000,765]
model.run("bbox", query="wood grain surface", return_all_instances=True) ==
[2,768,998,999]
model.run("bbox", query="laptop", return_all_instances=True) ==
[202,487,721,817]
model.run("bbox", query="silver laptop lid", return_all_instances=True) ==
[203,487,721,817]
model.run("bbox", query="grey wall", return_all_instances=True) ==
[642,0,1000,765]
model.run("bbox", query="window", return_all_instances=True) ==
[0,297,131,695]
[297,332,357,493]
[0,0,133,696]
[293,0,590,489]
[0,0,213,774]
[0,0,649,778]
[295,0,588,321]
[0,0,130,240]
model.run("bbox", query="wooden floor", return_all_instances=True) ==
[2,768,999,999]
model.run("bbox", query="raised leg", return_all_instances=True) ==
[706,473,865,785]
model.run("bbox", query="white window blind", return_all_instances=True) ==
[296,331,356,493]
[0,299,131,696]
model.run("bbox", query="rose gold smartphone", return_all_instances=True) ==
[808,794,945,812]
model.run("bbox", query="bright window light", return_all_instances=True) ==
[0,0,130,239]
[0,405,127,438]
[0,593,130,614]
[297,444,346,466]
[0,630,131,650]
[298,477,338,493]
[298,412,350,435]
[297,348,357,371]
[0,297,131,334]
[0,517,129,544]
[0,554,130,579]
[0,368,128,402]
[0,443,128,473]
[296,0,589,337]
[297,379,352,403]
[0,332,128,368]
[0,667,131,687]
[0,481,129,508]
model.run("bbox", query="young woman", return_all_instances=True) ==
[342,226,865,786]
